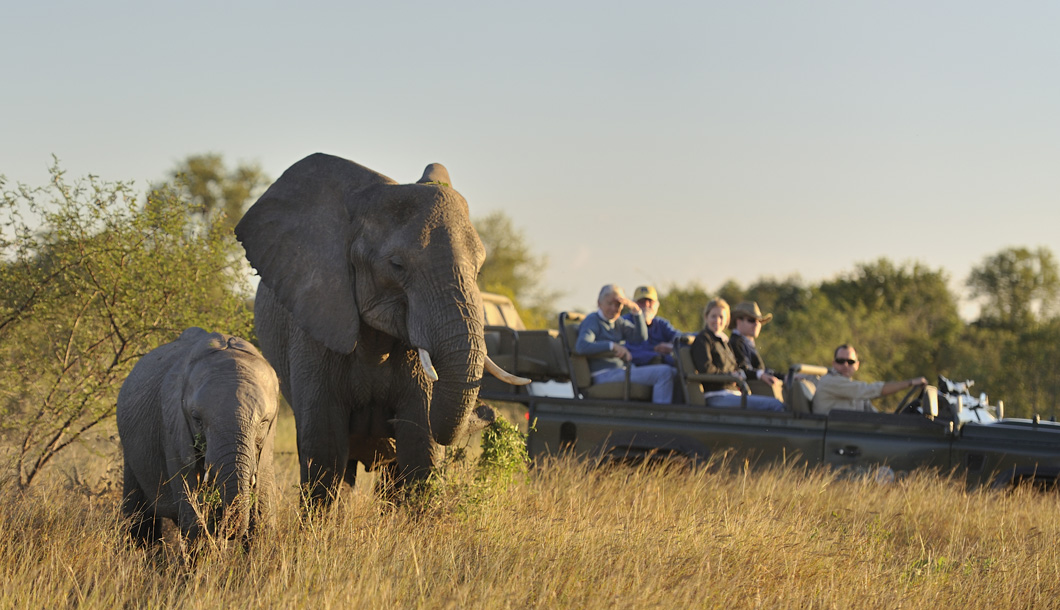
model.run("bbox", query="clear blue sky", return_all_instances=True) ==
[4,2,1058,316]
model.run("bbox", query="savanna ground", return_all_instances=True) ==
[2,404,1059,609]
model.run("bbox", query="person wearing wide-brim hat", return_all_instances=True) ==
[729,301,782,393]
[731,301,773,324]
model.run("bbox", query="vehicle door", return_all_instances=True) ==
[823,410,952,474]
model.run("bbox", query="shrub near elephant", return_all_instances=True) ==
[117,327,280,545]
[235,153,526,506]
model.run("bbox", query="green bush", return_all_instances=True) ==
[0,161,254,487]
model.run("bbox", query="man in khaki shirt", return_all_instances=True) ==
[813,344,927,415]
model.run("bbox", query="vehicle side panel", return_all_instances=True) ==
[528,397,827,467]
[955,420,1060,488]
[822,410,953,474]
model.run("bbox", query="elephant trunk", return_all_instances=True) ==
[422,296,487,446]
[204,445,256,538]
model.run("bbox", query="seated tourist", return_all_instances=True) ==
[690,298,784,411]
[729,301,783,395]
[575,284,677,404]
[622,285,682,367]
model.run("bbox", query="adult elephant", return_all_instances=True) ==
[235,153,525,505]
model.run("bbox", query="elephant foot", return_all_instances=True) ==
[127,515,162,547]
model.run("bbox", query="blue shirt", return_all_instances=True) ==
[575,311,648,374]
[622,314,681,366]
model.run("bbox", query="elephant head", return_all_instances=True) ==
[234,153,517,446]
[173,333,280,538]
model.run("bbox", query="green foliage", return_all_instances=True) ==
[0,161,253,487]
[476,414,529,485]
[473,211,558,329]
[967,246,1060,329]
[157,153,270,232]
[657,282,712,332]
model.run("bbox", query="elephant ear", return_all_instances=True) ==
[235,153,395,354]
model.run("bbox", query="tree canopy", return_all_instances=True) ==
[157,153,270,232]
[473,211,558,329]
[967,246,1060,329]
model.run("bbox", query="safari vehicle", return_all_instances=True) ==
[478,303,1060,489]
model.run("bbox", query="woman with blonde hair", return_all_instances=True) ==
[690,298,784,411]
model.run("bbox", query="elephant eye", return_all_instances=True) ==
[389,258,405,273]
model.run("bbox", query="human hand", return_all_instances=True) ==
[613,344,632,362]
[762,372,782,387]
[911,377,928,388]
[618,296,641,315]
[654,342,674,355]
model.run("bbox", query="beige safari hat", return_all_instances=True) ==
[732,301,773,324]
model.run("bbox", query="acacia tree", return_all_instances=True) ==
[0,163,254,487]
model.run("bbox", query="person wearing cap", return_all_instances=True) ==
[622,285,682,367]
[813,344,928,414]
[729,301,783,395]
[575,284,677,404]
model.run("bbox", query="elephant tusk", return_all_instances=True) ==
[485,355,532,386]
[418,348,440,382]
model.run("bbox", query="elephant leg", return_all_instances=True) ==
[170,473,204,544]
[177,502,201,541]
[286,336,352,509]
[122,461,160,545]
[343,458,358,488]
[373,460,401,506]
[296,411,351,509]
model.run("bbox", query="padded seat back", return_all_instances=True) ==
[673,335,703,405]
[784,364,829,414]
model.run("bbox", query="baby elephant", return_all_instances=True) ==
[117,327,280,546]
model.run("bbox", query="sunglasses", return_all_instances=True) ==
[834,358,857,365]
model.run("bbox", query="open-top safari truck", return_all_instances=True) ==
[479,296,1060,489]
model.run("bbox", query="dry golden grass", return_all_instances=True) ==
[2,408,1059,609]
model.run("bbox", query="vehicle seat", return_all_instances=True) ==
[748,378,784,401]
[558,311,652,401]
[485,326,567,381]
[784,364,829,414]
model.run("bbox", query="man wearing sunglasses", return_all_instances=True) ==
[813,344,927,415]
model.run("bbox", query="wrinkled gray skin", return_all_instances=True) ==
[117,328,280,545]
[235,153,489,506]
